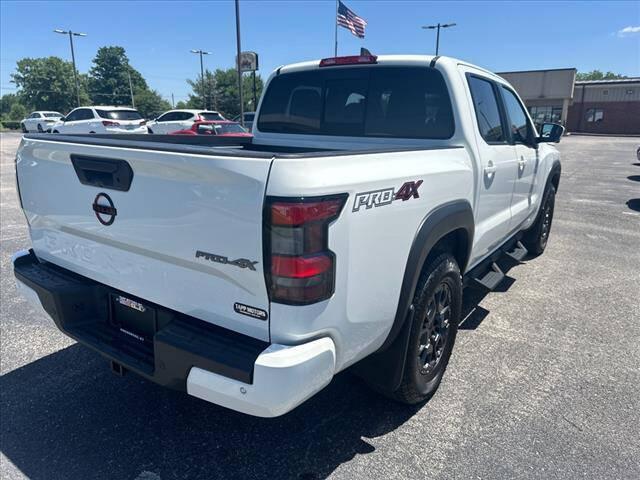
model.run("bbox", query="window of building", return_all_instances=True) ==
[585,108,604,123]
[627,89,634,95]
[602,90,608,96]
[528,106,562,125]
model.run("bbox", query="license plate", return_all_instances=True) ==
[110,294,156,342]
[124,125,136,130]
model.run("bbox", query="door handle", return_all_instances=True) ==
[484,162,497,176]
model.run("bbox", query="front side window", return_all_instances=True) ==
[96,109,142,120]
[501,87,532,144]
[64,109,81,121]
[258,66,454,139]
[467,76,505,143]
[157,112,175,122]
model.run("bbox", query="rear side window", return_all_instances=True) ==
[468,76,505,143]
[199,112,224,121]
[258,66,454,139]
[96,109,142,120]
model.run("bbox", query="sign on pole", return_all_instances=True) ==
[237,51,259,72]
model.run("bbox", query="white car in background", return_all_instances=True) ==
[21,111,64,132]
[50,106,147,134]
[146,109,225,134]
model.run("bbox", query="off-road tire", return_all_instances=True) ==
[392,253,462,404]
[522,184,556,256]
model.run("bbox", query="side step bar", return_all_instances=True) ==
[504,241,528,262]
[473,262,505,290]
[464,237,528,291]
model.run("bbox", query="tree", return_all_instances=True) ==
[175,100,188,109]
[576,70,629,81]
[135,89,171,119]
[1,93,21,116]
[8,103,27,121]
[88,46,147,106]
[11,56,89,113]
[186,68,264,118]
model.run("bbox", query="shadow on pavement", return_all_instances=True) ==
[627,199,640,212]
[1,257,522,480]
[1,343,420,480]
[628,175,640,182]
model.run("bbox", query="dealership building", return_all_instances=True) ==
[498,69,640,135]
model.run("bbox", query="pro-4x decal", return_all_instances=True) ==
[195,250,258,271]
[353,180,423,212]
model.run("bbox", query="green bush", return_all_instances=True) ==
[0,121,22,130]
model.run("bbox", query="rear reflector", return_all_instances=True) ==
[319,55,378,67]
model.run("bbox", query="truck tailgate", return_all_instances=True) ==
[16,138,272,341]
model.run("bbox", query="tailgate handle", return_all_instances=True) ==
[70,155,134,192]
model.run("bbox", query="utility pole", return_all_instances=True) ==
[421,23,456,55]
[190,49,211,110]
[54,29,87,107]
[127,68,135,108]
[171,93,175,108]
[252,70,257,111]
[235,0,245,127]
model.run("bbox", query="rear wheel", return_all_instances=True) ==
[37,123,43,132]
[52,130,59,134]
[523,184,556,256]
[147,128,154,134]
[392,253,461,404]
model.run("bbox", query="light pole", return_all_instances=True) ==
[235,0,244,127]
[421,23,456,55]
[190,49,211,110]
[54,29,86,107]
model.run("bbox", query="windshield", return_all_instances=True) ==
[199,111,224,121]
[44,112,63,117]
[96,109,143,120]
[215,123,247,134]
[258,66,454,139]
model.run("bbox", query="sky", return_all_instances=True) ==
[1,0,639,105]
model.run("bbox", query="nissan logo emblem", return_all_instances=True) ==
[92,193,117,226]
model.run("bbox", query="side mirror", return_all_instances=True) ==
[60,116,66,122]
[538,123,564,144]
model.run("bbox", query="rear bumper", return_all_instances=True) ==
[12,249,335,417]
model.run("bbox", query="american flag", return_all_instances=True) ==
[337,1,367,39]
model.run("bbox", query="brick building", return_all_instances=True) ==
[499,69,640,135]
[566,78,640,135]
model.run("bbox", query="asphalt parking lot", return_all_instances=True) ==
[1,131,639,480]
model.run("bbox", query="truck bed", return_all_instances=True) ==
[23,133,459,158]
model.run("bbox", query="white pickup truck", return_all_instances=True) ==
[13,55,563,417]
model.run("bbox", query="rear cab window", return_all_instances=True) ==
[96,109,143,120]
[257,66,454,139]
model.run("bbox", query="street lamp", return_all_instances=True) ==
[54,29,86,107]
[421,23,456,56]
[190,49,211,110]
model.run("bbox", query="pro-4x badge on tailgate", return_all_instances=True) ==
[195,250,258,271]
[353,180,423,212]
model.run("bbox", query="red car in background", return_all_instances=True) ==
[169,120,252,137]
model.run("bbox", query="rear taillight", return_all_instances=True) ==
[264,194,347,305]
[139,120,147,126]
[102,120,120,127]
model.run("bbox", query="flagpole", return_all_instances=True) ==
[334,0,338,56]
